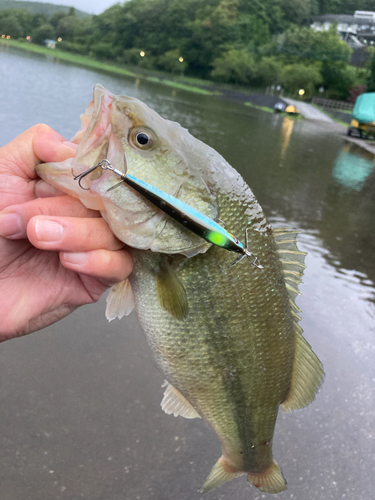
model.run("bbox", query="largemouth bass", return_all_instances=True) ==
[36,85,324,494]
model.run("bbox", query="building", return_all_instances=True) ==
[45,39,56,49]
[311,11,375,49]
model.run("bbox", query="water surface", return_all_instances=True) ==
[1,46,374,500]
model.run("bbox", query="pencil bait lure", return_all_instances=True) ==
[73,160,263,269]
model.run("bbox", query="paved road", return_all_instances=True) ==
[284,97,335,122]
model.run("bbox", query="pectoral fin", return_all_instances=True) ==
[155,259,188,320]
[105,279,135,321]
[161,381,200,419]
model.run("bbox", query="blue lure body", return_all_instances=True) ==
[73,160,262,268]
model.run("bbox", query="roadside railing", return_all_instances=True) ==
[311,96,354,111]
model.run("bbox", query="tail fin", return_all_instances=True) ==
[199,457,243,493]
[247,460,287,494]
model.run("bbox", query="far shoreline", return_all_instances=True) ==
[5,38,372,155]
[0,39,216,96]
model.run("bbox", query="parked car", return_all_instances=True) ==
[348,92,375,139]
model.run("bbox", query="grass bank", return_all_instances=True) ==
[145,77,213,95]
[244,101,302,120]
[0,39,216,95]
[1,39,137,77]
[244,102,273,113]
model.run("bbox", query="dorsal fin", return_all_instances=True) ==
[273,228,306,307]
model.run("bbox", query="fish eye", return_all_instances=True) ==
[130,127,155,150]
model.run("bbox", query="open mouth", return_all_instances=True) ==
[69,85,125,185]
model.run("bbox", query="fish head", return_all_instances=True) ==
[37,84,219,256]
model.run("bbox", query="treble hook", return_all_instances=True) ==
[72,159,116,190]
[229,227,263,269]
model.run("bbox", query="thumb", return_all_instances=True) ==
[0,124,77,180]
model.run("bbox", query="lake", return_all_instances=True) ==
[1,45,374,500]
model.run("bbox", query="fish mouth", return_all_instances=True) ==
[68,84,167,238]
[70,84,128,182]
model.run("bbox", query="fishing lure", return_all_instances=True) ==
[73,159,262,268]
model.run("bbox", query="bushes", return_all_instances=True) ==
[31,23,55,45]
[58,41,88,55]
[157,49,186,73]
[120,48,156,69]
[255,57,283,87]
[0,15,23,39]
[211,50,361,99]
[211,50,282,87]
[320,62,357,100]
[280,63,322,96]
[91,42,115,60]
[211,49,256,84]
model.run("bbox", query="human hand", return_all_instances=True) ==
[0,124,133,342]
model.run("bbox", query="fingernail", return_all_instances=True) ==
[35,219,64,242]
[0,213,22,238]
[62,252,87,265]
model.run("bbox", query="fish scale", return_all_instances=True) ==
[128,188,295,483]
[36,84,324,494]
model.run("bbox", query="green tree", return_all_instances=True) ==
[0,11,23,38]
[0,8,36,38]
[31,13,49,28]
[56,15,76,39]
[281,0,317,25]
[256,56,283,86]
[50,11,68,28]
[211,49,256,84]
[280,62,322,95]
[3,0,361,93]
[321,61,357,99]
[212,50,283,86]
[69,17,93,46]
[32,23,55,44]
[157,49,187,73]
[271,25,352,63]
[91,42,114,59]
[238,0,285,34]
[236,13,270,47]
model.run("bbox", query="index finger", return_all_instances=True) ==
[0,124,77,180]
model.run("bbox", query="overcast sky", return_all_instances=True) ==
[21,0,122,15]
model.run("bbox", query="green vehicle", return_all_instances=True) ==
[348,92,375,139]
